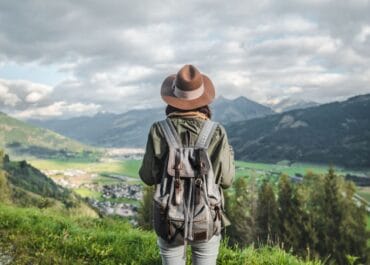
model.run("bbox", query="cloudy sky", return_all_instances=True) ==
[0,0,369,120]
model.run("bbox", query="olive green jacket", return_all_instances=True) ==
[139,116,235,189]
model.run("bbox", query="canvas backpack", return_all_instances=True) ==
[153,118,223,246]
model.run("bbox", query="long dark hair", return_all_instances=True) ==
[165,105,212,119]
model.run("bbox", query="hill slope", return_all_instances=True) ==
[0,112,98,159]
[0,203,323,264]
[227,94,370,168]
[0,151,98,216]
[27,112,120,147]
[29,96,274,148]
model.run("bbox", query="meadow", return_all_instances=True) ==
[29,159,141,178]
[30,158,369,181]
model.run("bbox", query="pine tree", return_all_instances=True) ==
[278,175,316,257]
[225,177,257,247]
[0,150,10,203]
[310,167,369,264]
[256,180,279,245]
[295,185,317,258]
[339,181,369,264]
[0,149,4,163]
[317,167,344,263]
[137,185,154,230]
[0,170,7,202]
[3,153,10,164]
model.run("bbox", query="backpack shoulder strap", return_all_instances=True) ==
[158,118,182,148]
[195,120,218,149]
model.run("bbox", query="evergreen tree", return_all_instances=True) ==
[3,153,10,164]
[278,175,316,257]
[0,149,4,163]
[256,180,279,245]
[0,149,10,202]
[137,185,154,230]
[339,181,369,264]
[225,177,257,247]
[0,169,7,202]
[317,168,344,263]
[295,185,317,258]
[311,168,369,264]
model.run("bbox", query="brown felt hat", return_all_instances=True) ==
[161,64,215,110]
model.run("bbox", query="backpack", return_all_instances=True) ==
[153,118,223,246]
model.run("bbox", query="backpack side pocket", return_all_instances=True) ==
[153,199,170,240]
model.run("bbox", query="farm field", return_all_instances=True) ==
[236,160,369,179]
[29,159,141,178]
[30,159,369,181]
[358,187,370,202]
[29,158,370,200]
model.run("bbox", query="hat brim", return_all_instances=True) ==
[160,74,215,110]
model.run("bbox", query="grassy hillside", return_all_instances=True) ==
[0,203,323,265]
[0,112,100,160]
[0,152,98,217]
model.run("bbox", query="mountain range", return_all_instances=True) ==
[226,94,370,168]
[2,94,370,168]
[29,96,273,147]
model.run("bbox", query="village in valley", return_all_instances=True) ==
[38,149,144,220]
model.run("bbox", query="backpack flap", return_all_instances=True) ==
[167,147,200,178]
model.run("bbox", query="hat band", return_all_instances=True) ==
[172,80,205,100]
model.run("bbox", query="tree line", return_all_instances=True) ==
[138,168,369,265]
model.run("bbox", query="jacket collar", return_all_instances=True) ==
[167,111,209,120]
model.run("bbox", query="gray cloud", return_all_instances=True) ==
[0,0,369,119]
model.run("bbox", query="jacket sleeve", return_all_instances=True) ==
[139,123,166,186]
[210,124,235,189]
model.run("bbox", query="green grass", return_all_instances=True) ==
[0,203,323,265]
[74,188,101,200]
[236,161,369,179]
[30,159,369,182]
[357,187,370,203]
[29,159,141,178]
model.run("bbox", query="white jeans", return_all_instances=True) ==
[157,235,221,265]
